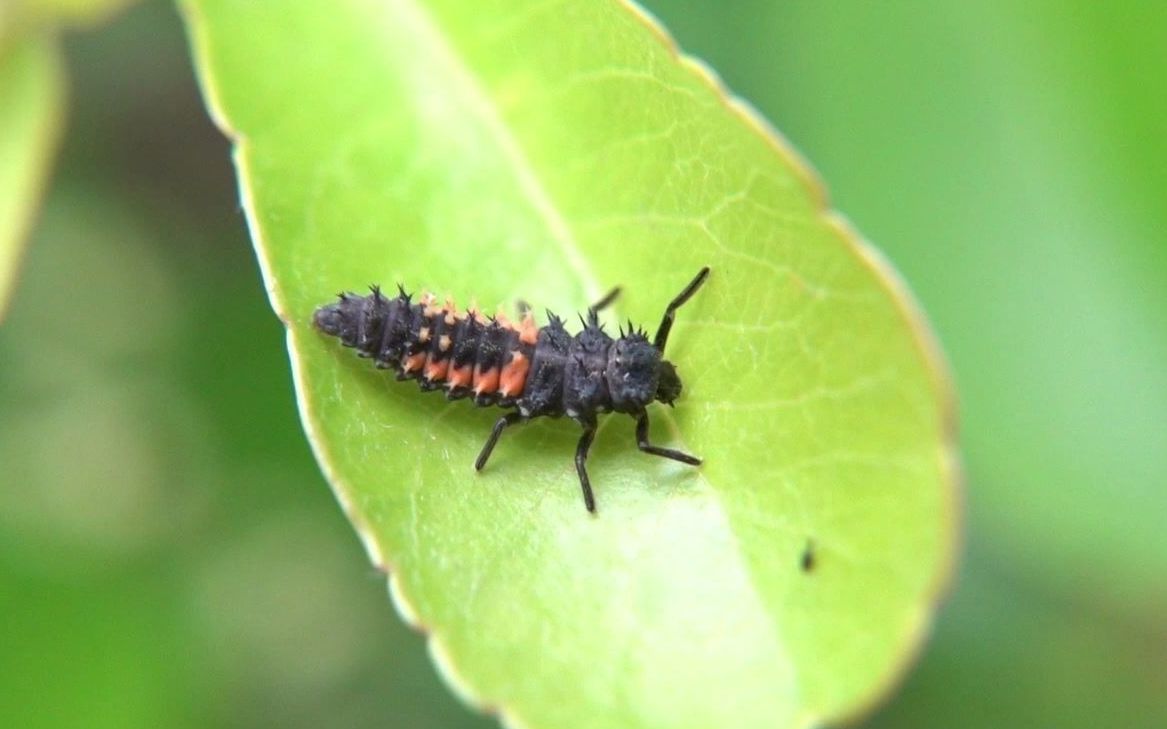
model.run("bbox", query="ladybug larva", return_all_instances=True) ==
[313,267,710,513]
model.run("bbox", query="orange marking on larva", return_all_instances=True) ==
[499,351,530,397]
[403,352,426,373]
[448,364,473,388]
[444,298,458,325]
[423,293,442,316]
[418,326,430,343]
[439,334,451,352]
[424,357,449,382]
[519,311,538,345]
[472,363,500,395]
[494,307,512,327]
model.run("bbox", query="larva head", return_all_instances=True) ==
[655,359,683,406]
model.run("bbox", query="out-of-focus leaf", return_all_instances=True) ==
[183,1,958,728]
[3,0,138,35]
[0,34,63,322]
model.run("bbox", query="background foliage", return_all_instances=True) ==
[0,1,1163,728]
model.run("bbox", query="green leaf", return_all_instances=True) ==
[0,34,64,323]
[2,0,138,34]
[182,1,958,727]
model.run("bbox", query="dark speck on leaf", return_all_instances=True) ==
[800,539,816,573]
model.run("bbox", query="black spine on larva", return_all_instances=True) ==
[372,288,412,367]
[563,313,614,419]
[606,328,660,413]
[447,312,484,398]
[353,287,382,355]
[470,319,504,404]
[402,302,429,357]
[517,312,572,417]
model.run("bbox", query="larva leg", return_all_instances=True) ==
[574,426,598,513]
[475,411,523,471]
[653,267,711,353]
[635,412,701,466]
[589,286,621,314]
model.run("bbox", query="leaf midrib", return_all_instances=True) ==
[394,0,601,305]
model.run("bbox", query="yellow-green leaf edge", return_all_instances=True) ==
[0,34,65,322]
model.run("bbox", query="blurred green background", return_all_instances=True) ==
[1,1,1163,727]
